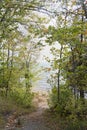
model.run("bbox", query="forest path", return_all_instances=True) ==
[18,92,51,130]
[5,92,60,130]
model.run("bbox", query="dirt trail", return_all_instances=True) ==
[19,92,51,130]
[5,92,50,130]
[5,92,60,130]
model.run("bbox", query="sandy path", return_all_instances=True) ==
[5,92,51,130]
[5,92,60,130]
[19,93,51,130]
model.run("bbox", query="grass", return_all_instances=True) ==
[43,109,87,130]
[0,95,35,129]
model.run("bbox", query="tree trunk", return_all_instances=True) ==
[80,89,84,99]
[57,45,63,102]
[79,15,84,100]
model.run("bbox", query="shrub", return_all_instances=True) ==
[48,85,73,115]
[9,88,34,108]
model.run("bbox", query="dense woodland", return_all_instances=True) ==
[0,0,87,130]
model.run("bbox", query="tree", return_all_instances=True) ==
[45,0,87,116]
[0,0,45,98]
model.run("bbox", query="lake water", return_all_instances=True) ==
[32,71,51,92]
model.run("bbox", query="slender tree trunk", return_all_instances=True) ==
[2,43,5,85]
[57,45,63,102]
[79,15,84,99]
[70,46,77,100]
[6,43,14,97]
[80,89,84,99]
[58,69,60,102]
[6,43,10,97]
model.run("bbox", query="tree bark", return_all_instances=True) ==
[79,15,84,99]
[57,45,63,102]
